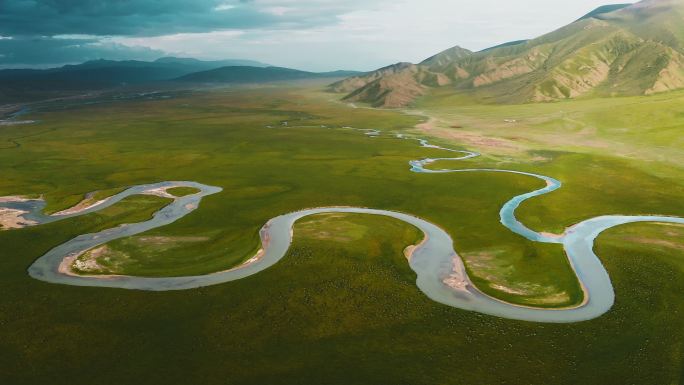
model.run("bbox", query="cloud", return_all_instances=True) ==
[0,0,384,68]
[114,31,246,58]
[0,0,637,70]
[0,0,376,37]
[214,4,237,11]
[0,36,164,67]
[261,6,293,16]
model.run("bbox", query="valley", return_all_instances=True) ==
[0,82,682,383]
[1,1,683,383]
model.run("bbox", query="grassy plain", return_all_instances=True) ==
[0,82,682,384]
[70,195,173,274]
[166,186,201,197]
[43,186,127,214]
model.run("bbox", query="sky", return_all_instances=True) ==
[0,0,637,71]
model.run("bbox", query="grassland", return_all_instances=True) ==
[0,82,682,384]
[44,186,127,215]
[70,195,173,274]
[409,88,684,234]
[166,186,201,197]
[414,88,684,174]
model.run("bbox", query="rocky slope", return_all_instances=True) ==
[332,0,684,106]
[331,62,454,107]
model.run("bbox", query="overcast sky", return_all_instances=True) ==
[0,0,636,71]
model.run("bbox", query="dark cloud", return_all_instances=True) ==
[0,36,164,67]
[0,0,384,68]
[0,0,375,66]
[0,0,360,37]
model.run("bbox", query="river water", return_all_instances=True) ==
[3,130,683,323]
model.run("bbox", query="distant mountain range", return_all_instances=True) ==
[0,57,270,89]
[0,57,360,103]
[332,0,684,107]
[176,66,361,84]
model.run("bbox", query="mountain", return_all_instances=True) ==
[152,57,269,68]
[480,40,529,52]
[175,66,362,84]
[578,4,632,20]
[0,57,271,102]
[330,61,458,107]
[421,46,474,68]
[333,0,684,107]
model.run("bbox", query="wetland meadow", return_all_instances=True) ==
[0,84,683,384]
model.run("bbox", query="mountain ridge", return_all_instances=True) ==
[333,0,684,107]
[175,66,362,83]
[0,57,272,92]
[0,58,358,103]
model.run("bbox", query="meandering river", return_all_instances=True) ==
[3,129,683,323]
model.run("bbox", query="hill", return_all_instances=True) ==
[330,61,458,107]
[175,66,362,84]
[333,0,684,107]
[152,57,268,68]
[0,57,270,102]
[578,3,633,20]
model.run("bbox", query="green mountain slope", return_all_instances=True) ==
[334,0,684,106]
[578,4,632,20]
[330,62,449,107]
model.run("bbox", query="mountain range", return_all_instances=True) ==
[332,0,684,107]
[176,67,360,83]
[0,57,268,88]
[0,57,360,103]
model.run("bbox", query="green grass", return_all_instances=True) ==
[43,193,86,215]
[91,187,127,201]
[0,84,682,384]
[87,195,172,231]
[70,195,174,274]
[4,85,681,304]
[1,207,682,384]
[166,186,201,197]
[415,88,684,178]
[43,186,128,215]
[414,90,684,236]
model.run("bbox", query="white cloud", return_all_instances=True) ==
[53,34,101,40]
[113,30,245,57]
[261,6,292,16]
[103,0,638,71]
[214,4,236,11]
